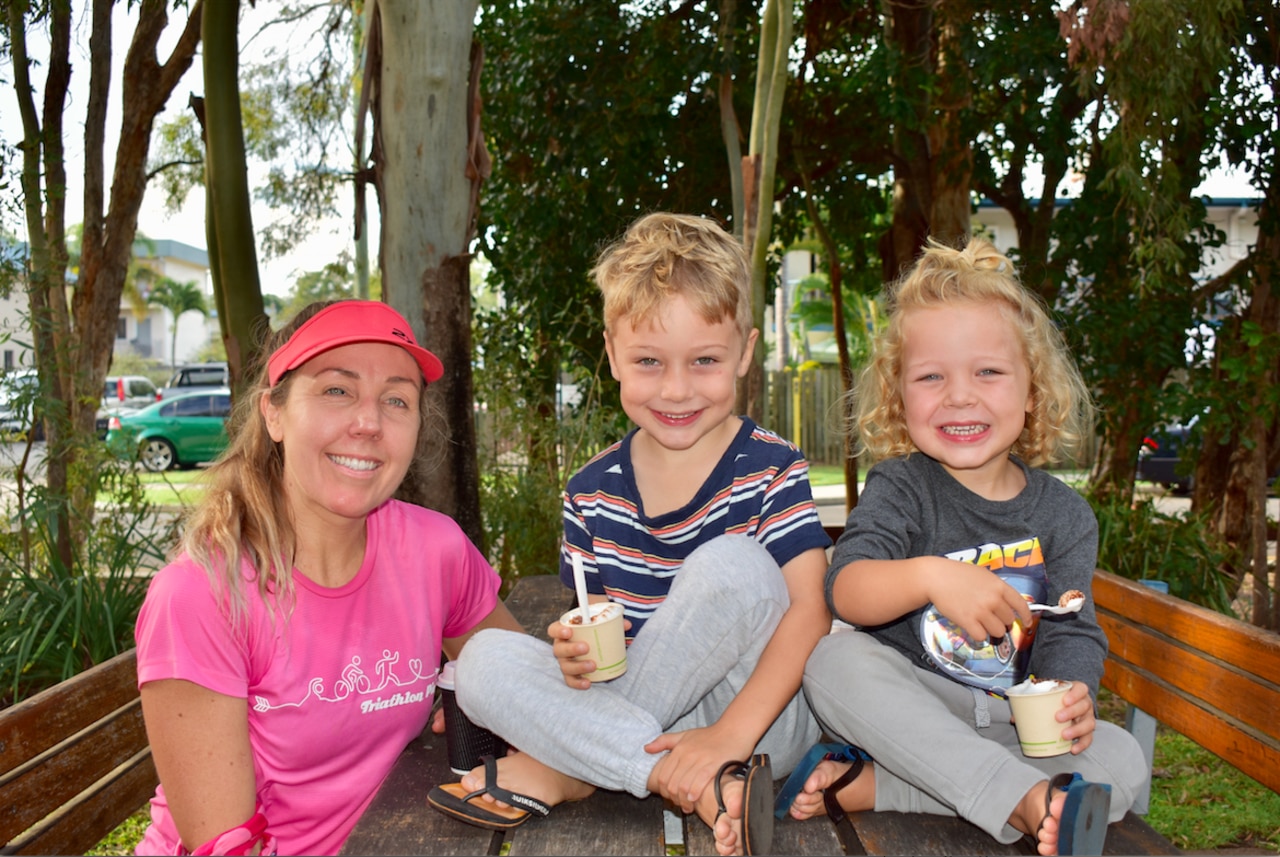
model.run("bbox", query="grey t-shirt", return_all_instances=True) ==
[826,453,1107,697]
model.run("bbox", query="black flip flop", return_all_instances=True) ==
[427,755,552,830]
[1038,772,1112,855]
[713,754,774,856]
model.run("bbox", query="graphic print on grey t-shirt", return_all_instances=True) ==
[919,535,1048,696]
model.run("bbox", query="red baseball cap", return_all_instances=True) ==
[267,301,445,386]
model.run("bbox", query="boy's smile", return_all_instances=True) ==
[605,294,757,457]
[900,303,1032,496]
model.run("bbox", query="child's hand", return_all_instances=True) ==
[928,559,1032,643]
[644,724,752,813]
[1058,681,1097,753]
[547,619,596,689]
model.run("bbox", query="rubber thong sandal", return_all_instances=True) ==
[713,754,774,856]
[1038,772,1112,855]
[773,743,872,821]
[427,755,552,830]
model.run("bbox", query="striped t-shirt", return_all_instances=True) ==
[560,417,832,639]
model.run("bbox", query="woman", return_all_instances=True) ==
[134,300,522,855]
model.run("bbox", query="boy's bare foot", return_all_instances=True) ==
[693,767,744,856]
[460,751,595,810]
[788,758,875,821]
[1009,779,1065,856]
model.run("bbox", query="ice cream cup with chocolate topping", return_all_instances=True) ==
[1006,678,1073,757]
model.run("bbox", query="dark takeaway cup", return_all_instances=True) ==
[438,660,508,775]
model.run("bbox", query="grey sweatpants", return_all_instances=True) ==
[803,630,1148,844]
[456,535,821,798]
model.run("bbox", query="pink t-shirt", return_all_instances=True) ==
[134,500,500,856]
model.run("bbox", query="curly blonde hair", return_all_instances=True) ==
[592,212,752,340]
[179,301,444,624]
[855,237,1093,468]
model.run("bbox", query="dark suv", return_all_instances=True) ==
[1136,424,1194,494]
[159,363,229,400]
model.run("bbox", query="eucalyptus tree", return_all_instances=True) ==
[2,0,202,556]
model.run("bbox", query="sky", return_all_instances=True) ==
[1,4,1259,301]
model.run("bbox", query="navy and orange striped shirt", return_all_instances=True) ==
[560,417,831,639]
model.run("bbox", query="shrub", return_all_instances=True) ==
[1090,492,1236,613]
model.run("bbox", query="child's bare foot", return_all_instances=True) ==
[694,767,744,856]
[1010,779,1065,856]
[460,751,595,810]
[788,758,875,821]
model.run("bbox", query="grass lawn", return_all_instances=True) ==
[121,468,207,508]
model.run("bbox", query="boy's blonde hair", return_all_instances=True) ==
[855,236,1093,467]
[592,212,752,340]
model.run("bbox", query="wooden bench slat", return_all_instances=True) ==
[1098,612,1279,741]
[508,791,665,856]
[0,650,140,774]
[337,730,504,856]
[0,698,150,843]
[684,806,845,855]
[1093,571,1280,685]
[2,749,156,857]
[1101,655,1280,793]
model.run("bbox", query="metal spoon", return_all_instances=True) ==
[1028,596,1084,615]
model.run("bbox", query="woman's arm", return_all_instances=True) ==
[441,599,525,661]
[140,679,257,852]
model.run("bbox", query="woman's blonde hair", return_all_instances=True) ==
[179,301,443,623]
[592,212,752,340]
[855,236,1093,467]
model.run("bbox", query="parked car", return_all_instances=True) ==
[1137,423,1195,494]
[105,389,232,472]
[159,362,229,400]
[104,375,161,409]
[0,368,42,440]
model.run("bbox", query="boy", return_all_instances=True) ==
[430,213,832,856]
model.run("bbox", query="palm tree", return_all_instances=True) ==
[147,278,209,372]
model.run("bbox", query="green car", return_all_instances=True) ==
[105,389,232,472]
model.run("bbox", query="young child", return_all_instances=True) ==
[779,237,1147,856]
[429,212,832,856]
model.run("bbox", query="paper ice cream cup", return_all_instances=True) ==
[1007,678,1073,757]
[560,601,628,682]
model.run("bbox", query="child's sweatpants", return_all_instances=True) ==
[803,630,1149,843]
[456,534,821,798]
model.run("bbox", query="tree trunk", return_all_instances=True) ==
[202,0,266,396]
[374,0,485,549]
[881,0,933,281]
[8,0,201,553]
[739,0,792,423]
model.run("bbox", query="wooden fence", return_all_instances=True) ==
[763,364,848,466]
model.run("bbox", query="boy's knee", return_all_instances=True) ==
[677,535,785,602]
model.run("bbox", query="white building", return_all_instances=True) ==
[0,238,214,373]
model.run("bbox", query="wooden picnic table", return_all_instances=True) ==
[340,574,1176,856]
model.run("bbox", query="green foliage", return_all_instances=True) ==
[0,451,170,705]
[1089,492,1236,613]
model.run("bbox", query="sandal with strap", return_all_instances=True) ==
[713,754,774,856]
[773,742,873,822]
[427,755,552,830]
[1037,772,1112,855]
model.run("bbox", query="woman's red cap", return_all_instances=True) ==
[267,301,445,386]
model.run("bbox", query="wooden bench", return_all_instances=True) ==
[1093,569,1280,805]
[0,649,156,856]
[342,574,1178,855]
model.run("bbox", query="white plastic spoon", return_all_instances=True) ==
[1029,596,1084,615]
